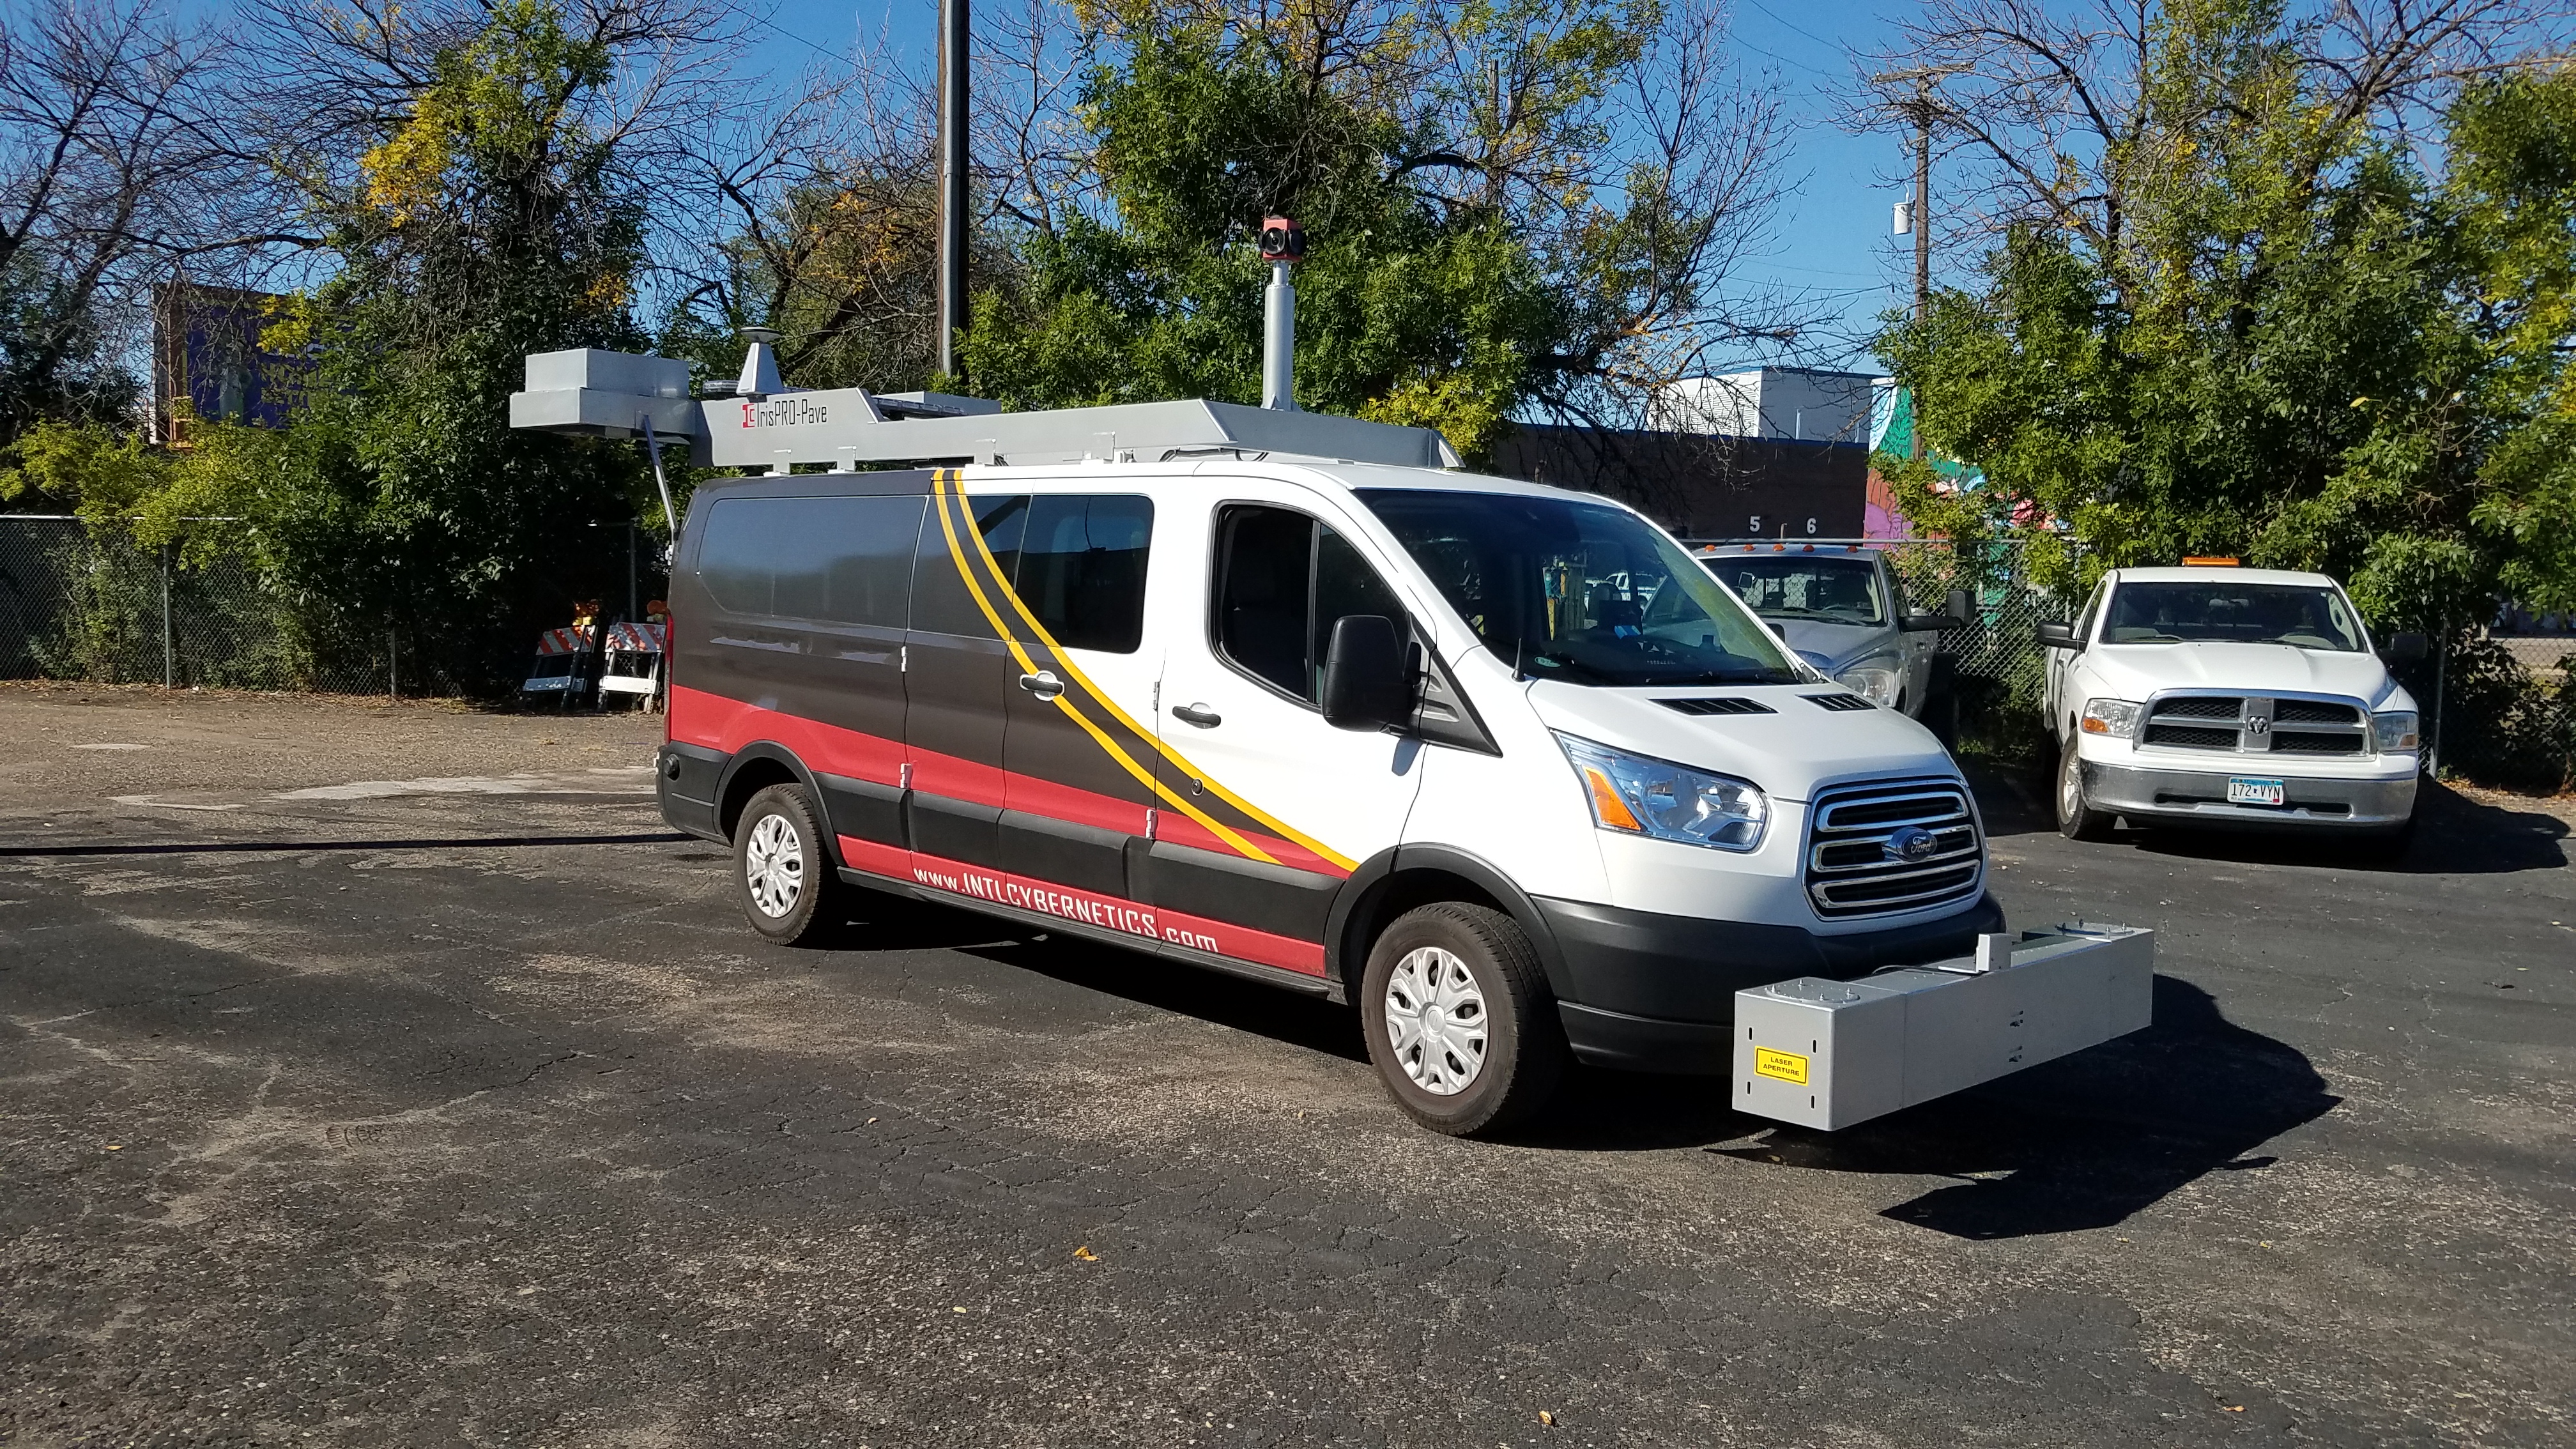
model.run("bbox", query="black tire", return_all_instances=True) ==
[733,782,844,946]
[1359,903,1566,1137]
[2056,737,2115,841]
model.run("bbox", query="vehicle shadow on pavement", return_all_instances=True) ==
[1699,975,2340,1238]
[823,888,1370,1063]
[2123,780,2566,875]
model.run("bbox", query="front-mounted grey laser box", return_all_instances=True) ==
[1733,924,2155,1130]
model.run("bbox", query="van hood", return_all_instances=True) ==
[1525,680,1956,804]
[1768,618,1895,673]
[2087,643,2407,709]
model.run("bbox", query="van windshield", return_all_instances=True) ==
[2104,581,2366,651]
[1358,489,1802,687]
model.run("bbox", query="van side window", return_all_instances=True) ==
[912,494,1029,637]
[1016,495,1153,653]
[698,495,926,627]
[1214,505,1407,705]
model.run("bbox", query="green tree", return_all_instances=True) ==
[1876,5,2576,632]
[162,0,660,686]
[911,0,1798,463]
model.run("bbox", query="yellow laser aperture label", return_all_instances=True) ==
[1753,1047,1809,1085]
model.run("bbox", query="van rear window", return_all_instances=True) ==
[697,495,924,627]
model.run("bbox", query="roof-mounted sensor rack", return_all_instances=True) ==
[507,343,1462,473]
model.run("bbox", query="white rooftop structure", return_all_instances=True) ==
[1654,368,1882,444]
[508,347,1463,472]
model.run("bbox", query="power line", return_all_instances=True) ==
[1742,0,1844,58]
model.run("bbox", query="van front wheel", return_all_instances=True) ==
[1360,903,1566,1137]
[735,783,844,946]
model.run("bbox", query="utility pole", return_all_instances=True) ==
[1913,77,1931,330]
[1873,64,1961,460]
[937,0,969,383]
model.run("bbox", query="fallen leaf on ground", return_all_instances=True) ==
[1073,1246,1099,1262]
[1539,1410,1556,1425]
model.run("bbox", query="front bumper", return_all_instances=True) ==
[2081,757,2418,829]
[1540,892,2006,1073]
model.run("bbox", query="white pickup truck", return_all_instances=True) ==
[2038,565,2428,850]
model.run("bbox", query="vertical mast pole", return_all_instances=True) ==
[1911,79,1931,460]
[937,0,969,383]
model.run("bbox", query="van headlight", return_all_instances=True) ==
[2373,710,2419,752]
[1556,733,1767,851]
[1834,659,1902,707]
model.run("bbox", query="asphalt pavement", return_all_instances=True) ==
[3,685,2571,1447]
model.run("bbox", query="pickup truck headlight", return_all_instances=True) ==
[2080,698,2141,737]
[1834,659,1903,707]
[1557,733,1767,851]
[2373,710,2420,751]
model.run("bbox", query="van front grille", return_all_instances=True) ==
[1805,778,1985,919]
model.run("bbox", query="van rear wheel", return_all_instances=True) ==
[1360,903,1565,1137]
[735,783,844,946]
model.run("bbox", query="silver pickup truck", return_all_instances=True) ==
[1698,542,1970,726]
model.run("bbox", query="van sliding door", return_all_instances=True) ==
[996,494,1160,901]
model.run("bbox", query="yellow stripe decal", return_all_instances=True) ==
[942,471,1360,873]
[930,472,1287,866]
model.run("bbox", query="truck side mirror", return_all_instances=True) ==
[2384,631,2428,664]
[1321,615,1411,731]
[1945,587,1974,625]
[2036,620,2082,651]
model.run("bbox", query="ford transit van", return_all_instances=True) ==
[648,459,2003,1133]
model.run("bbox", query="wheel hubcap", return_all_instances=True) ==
[744,812,804,918]
[1384,947,1488,1096]
[2060,750,2082,820]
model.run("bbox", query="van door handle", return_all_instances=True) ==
[1171,703,1221,728]
[1017,670,1064,700]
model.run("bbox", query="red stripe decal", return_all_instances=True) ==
[836,834,912,879]
[677,685,1347,885]
[840,838,1324,976]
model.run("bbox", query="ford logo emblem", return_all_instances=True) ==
[1886,825,1942,863]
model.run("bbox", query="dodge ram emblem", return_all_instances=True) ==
[2245,714,2271,737]
[1886,825,1942,863]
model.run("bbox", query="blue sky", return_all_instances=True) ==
[753,0,1922,373]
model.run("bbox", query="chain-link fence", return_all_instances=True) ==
[0,517,413,695]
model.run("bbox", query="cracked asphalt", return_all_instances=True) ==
[3,683,2572,1447]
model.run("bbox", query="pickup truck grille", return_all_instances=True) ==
[2140,693,2370,756]
[1805,778,1984,919]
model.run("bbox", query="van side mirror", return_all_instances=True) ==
[2384,631,2428,664]
[2036,620,2082,651]
[1321,615,1410,732]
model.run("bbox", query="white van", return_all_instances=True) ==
[512,348,2055,1136]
